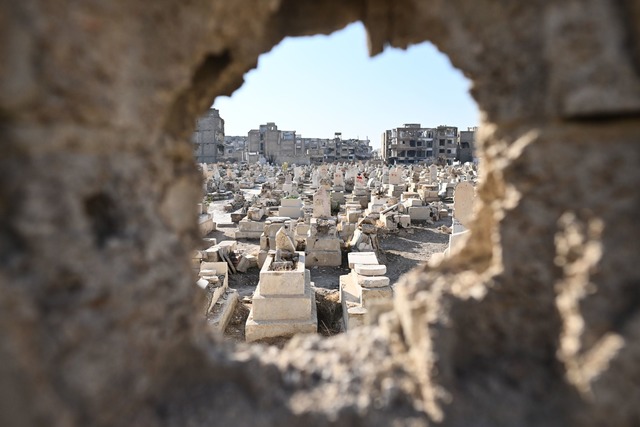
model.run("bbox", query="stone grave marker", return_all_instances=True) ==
[454,182,475,228]
[313,187,331,218]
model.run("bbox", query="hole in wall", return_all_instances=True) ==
[84,193,122,249]
[190,22,480,345]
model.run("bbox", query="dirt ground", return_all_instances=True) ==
[202,200,450,344]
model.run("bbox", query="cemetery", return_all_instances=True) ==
[192,160,477,342]
[3,2,637,425]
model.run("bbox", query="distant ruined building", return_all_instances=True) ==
[191,108,225,163]
[246,122,303,164]
[197,120,373,165]
[381,123,469,165]
[221,135,248,162]
[246,123,373,165]
[305,132,373,164]
[458,126,478,163]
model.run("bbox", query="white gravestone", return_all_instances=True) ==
[453,182,475,228]
[313,187,331,218]
[429,164,438,183]
[388,168,401,185]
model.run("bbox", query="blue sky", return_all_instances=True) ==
[213,22,478,149]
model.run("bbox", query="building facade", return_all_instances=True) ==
[246,122,308,164]
[221,135,247,162]
[193,115,374,165]
[381,123,460,165]
[245,123,372,165]
[302,132,372,164]
[433,125,459,162]
[191,108,225,163]
[458,126,478,163]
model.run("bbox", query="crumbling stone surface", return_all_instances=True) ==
[1,1,639,427]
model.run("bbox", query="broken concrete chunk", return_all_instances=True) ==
[356,275,390,288]
[354,264,387,276]
[347,252,378,269]
[275,227,296,252]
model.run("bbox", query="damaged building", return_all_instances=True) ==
[381,123,460,165]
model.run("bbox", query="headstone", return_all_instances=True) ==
[313,187,331,218]
[319,165,328,180]
[311,170,320,189]
[275,227,296,252]
[388,167,401,185]
[429,164,438,183]
[453,182,475,228]
[382,170,389,185]
[212,164,221,180]
[282,172,294,193]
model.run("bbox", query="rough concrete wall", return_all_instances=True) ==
[1,1,639,426]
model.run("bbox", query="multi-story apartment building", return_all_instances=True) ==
[194,117,374,165]
[458,126,478,163]
[334,133,372,162]
[381,123,459,165]
[352,139,373,161]
[433,125,459,161]
[246,122,308,164]
[323,136,338,162]
[302,133,371,164]
[245,124,372,165]
[381,123,435,165]
[247,122,276,159]
[191,108,224,163]
[303,137,329,164]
